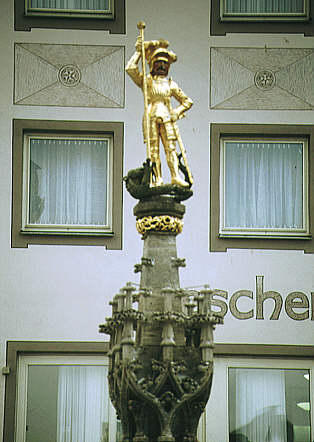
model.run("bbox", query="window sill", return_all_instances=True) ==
[219,14,309,22]
[25,11,115,19]
[219,234,312,240]
[20,230,114,236]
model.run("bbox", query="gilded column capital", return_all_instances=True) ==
[136,215,183,235]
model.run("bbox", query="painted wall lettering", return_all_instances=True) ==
[285,292,309,320]
[209,290,228,317]
[229,290,254,320]
[256,275,282,320]
[209,276,313,321]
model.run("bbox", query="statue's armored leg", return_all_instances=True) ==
[150,141,163,187]
[165,141,189,187]
[160,124,188,187]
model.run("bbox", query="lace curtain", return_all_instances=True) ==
[29,0,109,10]
[57,366,109,442]
[225,0,304,13]
[29,138,108,226]
[224,142,303,230]
[229,368,288,442]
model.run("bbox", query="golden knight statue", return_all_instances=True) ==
[126,22,193,188]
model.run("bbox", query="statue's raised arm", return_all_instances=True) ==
[126,22,193,189]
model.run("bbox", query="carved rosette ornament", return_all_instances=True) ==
[99,21,223,442]
[58,64,81,87]
[254,69,276,90]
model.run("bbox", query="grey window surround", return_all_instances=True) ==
[12,119,124,249]
[210,0,314,36]
[3,341,109,442]
[210,123,314,253]
[14,0,125,32]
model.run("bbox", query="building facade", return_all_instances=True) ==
[0,0,313,441]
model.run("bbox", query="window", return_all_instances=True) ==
[220,0,309,21]
[23,134,112,235]
[14,0,125,32]
[210,124,314,253]
[3,342,120,442]
[25,0,114,18]
[12,120,123,249]
[203,350,314,442]
[228,367,311,442]
[220,138,309,239]
[16,356,119,442]
[210,0,314,35]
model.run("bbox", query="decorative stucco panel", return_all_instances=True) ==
[14,43,125,108]
[210,48,314,110]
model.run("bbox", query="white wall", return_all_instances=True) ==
[0,0,313,439]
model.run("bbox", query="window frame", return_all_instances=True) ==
[14,0,125,33]
[15,353,117,442]
[210,124,314,253]
[227,364,312,440]
[3,341,110,442]
[22,132,113,235]
[12,119,123,249]
[219,137,309,239]
[203,348,314,442]
[210,0,314,36]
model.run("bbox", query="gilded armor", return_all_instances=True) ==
[126,37,193,188]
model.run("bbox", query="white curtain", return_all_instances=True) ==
[224,142,303,230]
[29,138,108,226]
[57,366,109,442]
[225,0,304,14]
[29,0,108,10]
[231,368,287,442]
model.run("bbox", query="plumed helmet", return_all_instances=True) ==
[144,39,177,70]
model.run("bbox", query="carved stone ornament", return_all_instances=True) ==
[58,64,82,87]
[210,48,314,109]
[124,160,193,203]
[100,230,223,442]
[254,69,276,90]
[14,43,125,108]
